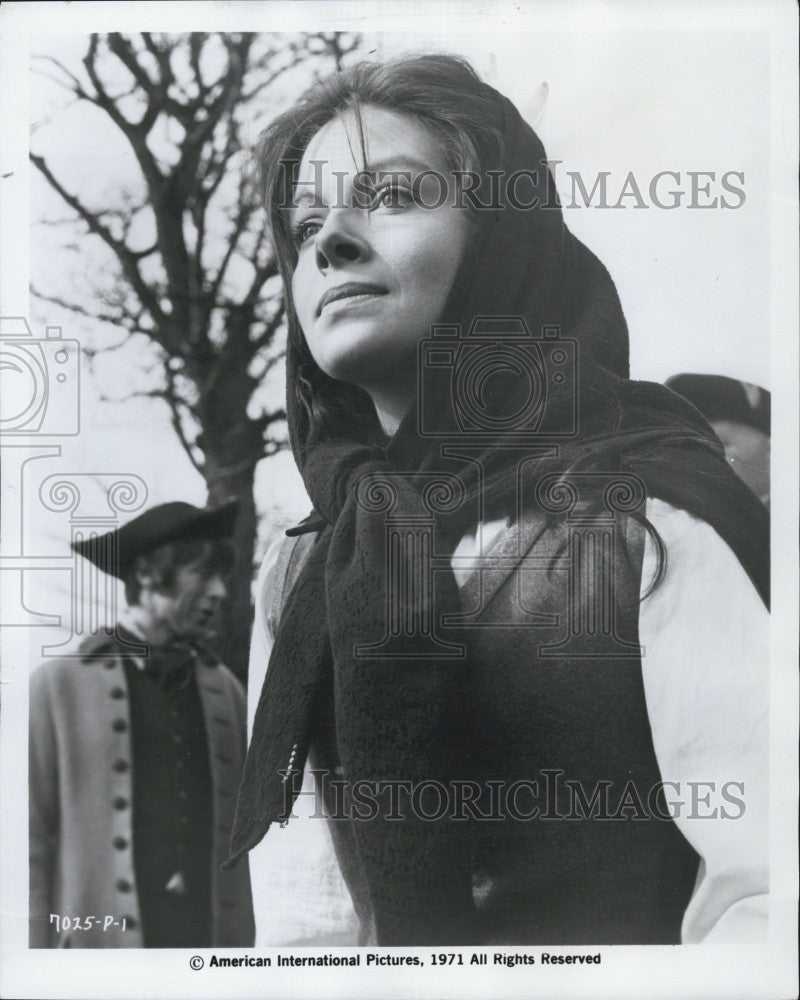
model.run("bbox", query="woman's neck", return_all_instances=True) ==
[367,383,414,437]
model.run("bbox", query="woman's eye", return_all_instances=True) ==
[373,184,413,209]
[291,220,321,247]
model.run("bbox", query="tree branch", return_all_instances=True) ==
[162,357,205,475]
[250,301,285,353]
[98,386,164,404]
[31,53,91,98]
[82,35,163,188]
[29,153,168,330]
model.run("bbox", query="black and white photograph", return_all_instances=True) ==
[0,2,797,998]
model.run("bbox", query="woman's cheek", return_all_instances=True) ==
[291,274,311,338]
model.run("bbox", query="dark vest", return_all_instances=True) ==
[455,512,699,944]
[279,510,700,945]
[123,659,214,947]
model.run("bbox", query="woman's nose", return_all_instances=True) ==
[315,211,370,270]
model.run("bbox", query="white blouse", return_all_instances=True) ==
[245,498,769,946]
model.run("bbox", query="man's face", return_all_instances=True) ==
[142,549,229,643]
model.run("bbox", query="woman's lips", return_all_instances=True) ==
[316,282,388,317]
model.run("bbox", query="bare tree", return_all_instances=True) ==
[30,31,361,676]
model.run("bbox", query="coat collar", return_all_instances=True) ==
[77,627,220,668]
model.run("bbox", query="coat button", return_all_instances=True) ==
[113,836,128,850]
[109,687,126,699]
[112,719,128,733]
[112,759,129,773]
[116,879,132,892]
[113,796,129,810]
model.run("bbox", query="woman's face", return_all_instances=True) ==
[289,105,471,398]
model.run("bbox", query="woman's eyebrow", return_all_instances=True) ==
[291,189,320,209]
[293,156,434,192]
[367,156,434,176]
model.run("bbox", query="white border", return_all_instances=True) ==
[1,3,797,999]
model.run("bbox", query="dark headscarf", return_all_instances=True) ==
[227,84,768,943]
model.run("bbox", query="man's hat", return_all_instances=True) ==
[665,374,770,436]
[70,500,239,579]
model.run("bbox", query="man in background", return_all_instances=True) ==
[29,501,254,948]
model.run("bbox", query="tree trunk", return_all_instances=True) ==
[204,458,258,683]
[197,311,267,682]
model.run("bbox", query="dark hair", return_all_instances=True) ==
[124,538,236,606]
[255,54,505,439]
